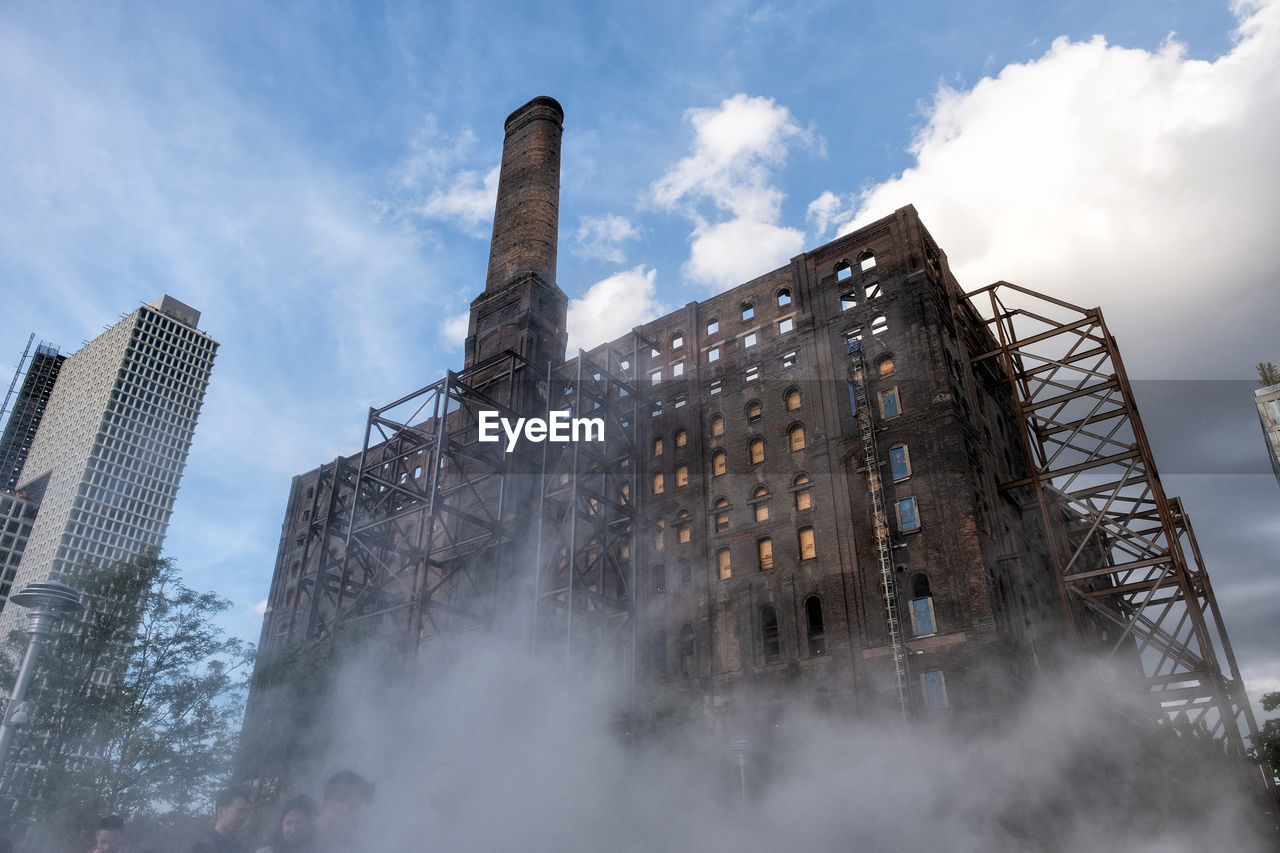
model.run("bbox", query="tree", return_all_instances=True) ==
[0,551,252,849]
[1258,361,1280,387]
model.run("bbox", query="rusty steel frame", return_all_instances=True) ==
[534,332,653,685]
[966,281,1263,761]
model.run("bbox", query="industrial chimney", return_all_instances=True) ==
[465,96,568,369]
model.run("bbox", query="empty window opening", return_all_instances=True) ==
[777,289,792,306]
[672,360,684,377]
[841,290,857,311]
[911,574,935,636]
[745,365,760,382]
[836,262,852,281]
[782,350,797,368]
[741,303,754,321]
[865,281,882,301]
[743,332,758,348]
[789,424,806,452]
[680,623,696,676]
[673,394,687,409]
[798,526,816,560]
[778,317,794,334]
[746,401,762,420]
[860,251,877,272]
[762,605,781,660]
[707,318,719,335]
[871,314,888,335]
[806,596,826,656]
[889,445,911,481]
[709,379,722,395]
[707,346,720,363]
[672,332,684,350]
[757,537,774,571]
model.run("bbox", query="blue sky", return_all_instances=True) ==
[2,0,1278,711]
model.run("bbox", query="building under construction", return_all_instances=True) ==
[240,97,1264,800]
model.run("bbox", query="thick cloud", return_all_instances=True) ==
[566,266,670,353]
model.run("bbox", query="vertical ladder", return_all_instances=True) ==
[847,336,912,719]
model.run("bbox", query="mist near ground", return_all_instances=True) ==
[258,631,1274,853]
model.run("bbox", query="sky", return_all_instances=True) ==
[1,0,1277,720]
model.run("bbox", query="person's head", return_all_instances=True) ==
[93,816,128,853]
[213,787,251,835]
[318,770,374,835]
[271,794,317,848]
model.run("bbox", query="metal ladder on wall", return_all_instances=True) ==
[846,336,912,719]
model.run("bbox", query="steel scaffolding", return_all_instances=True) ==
[966,282,1264,765]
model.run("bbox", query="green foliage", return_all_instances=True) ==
[0,551,252,848]
[1258,361,1280,387]
[1250,691,1280,782]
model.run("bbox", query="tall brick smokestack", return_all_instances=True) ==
[484,96,563,293]
[465,97,568,369]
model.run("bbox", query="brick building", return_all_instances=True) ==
[242,97,1255,790]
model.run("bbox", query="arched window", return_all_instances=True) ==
[871,315,888,336]
[746,400,762,420]
[859,250,876,272]
[676,463,689,487]
[653,437,664,457]
[757,538,774,571]
[785,388,801,410]
[676,509,691,544]
[717,548,732,580]
[761,605,780,660]
[654,518,664,551]
[749,438,765,465]
[679,558,692,586]
[798,526,816,560]
[712,450,727,476]
[794,473,812,511]
[680,623,696,676]
[805,596,826,656]
[711,415,725,436]
[741,302,754,321]
[653,629,667,675]
[777,289,792,306]
[674,428,687,448]
[911,574,936,636]
[671,331,684,350]
[652,473,664,495]
[789,424,806,452]
[752,485,770,522]
[654,563,667,592]
[836,261,852,281]
[713,497,730,532]
[877,354,895,377]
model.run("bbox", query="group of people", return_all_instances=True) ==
[91,771,375,853]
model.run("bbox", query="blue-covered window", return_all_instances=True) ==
[879,388,901,419]
[889,445,911,481]
[923,670,949,710]
[897,496,920,532]
[912,597,935,635]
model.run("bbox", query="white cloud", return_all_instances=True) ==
[685,219,805,291]
[650,94,815,290]
[573,214,641,264]
[566,266,670,353]
[253,599,269,616]
[414,165,499,233]
[439,310,470,347]
[823,0,1280,377]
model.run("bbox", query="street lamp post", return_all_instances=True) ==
[0,580,84,780]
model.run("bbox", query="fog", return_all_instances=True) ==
[259,631,1274,853]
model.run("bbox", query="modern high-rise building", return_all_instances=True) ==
[241,98,1262,805]
[0,342,65,495]
[1256,382,1280,489]
[0,295,217,637]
